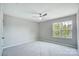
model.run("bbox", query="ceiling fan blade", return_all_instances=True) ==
[42,13,47,17]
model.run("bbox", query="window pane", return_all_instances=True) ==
[52,20,72,38]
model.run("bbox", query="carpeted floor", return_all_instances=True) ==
[2,41,78,56]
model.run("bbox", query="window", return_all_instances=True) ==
[52,20,72,38]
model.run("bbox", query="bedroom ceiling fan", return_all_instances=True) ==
[31,11,47,20]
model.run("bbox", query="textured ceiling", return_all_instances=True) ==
[1,3,79,22]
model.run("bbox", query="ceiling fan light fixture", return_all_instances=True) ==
[39,17,42,20]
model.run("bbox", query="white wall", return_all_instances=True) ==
[3,15,39,48]
[77,9,79,55]
[39,14,77,48]
[0,5,3,56]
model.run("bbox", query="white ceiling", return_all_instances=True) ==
[1,3,79,22]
